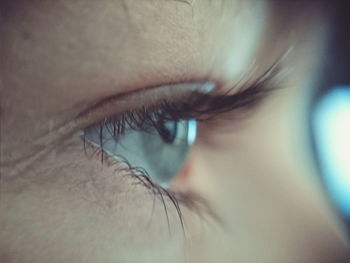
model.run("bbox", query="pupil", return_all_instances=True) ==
[159,120,178,143]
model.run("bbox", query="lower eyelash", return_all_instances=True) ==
[82,134,187,233]
[81,133,222,234]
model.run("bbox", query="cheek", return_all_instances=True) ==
[0,137,186,263]
[184,87,349,262]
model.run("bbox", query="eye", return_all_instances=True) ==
[80,69,280,191]
[83,117,197,188]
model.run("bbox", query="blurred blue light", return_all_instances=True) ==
[313,86,350,218]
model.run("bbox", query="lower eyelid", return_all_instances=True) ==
[79,130,221,227]
[61,137,172,211]
[81,134,186,204]
[74,148,187,234]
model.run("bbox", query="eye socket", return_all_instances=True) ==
[83,118,197,188]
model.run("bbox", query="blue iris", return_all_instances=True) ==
[83,119,197,188]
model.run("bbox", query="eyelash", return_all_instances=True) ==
[91,72,279,145]
[82,64,280,232]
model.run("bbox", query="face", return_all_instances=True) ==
[1,1,349,262]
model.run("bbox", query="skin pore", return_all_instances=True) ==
[1,0,350,262]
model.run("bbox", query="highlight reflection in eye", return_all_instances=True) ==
[84,118,197,188]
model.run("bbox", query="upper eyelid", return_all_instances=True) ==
[74,82,217,129]
[0,82,213,173]
[71,50,288,136]
[43,82,216,149]
[77,58,284,131]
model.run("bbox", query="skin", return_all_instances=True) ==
[1,0,349,262]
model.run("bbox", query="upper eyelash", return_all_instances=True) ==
[96,61,281,143]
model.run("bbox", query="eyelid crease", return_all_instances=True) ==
[82,58,284,138]
[75,82,216,126]
[76,48,289,131]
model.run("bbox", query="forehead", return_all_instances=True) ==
[2,0,270,101]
